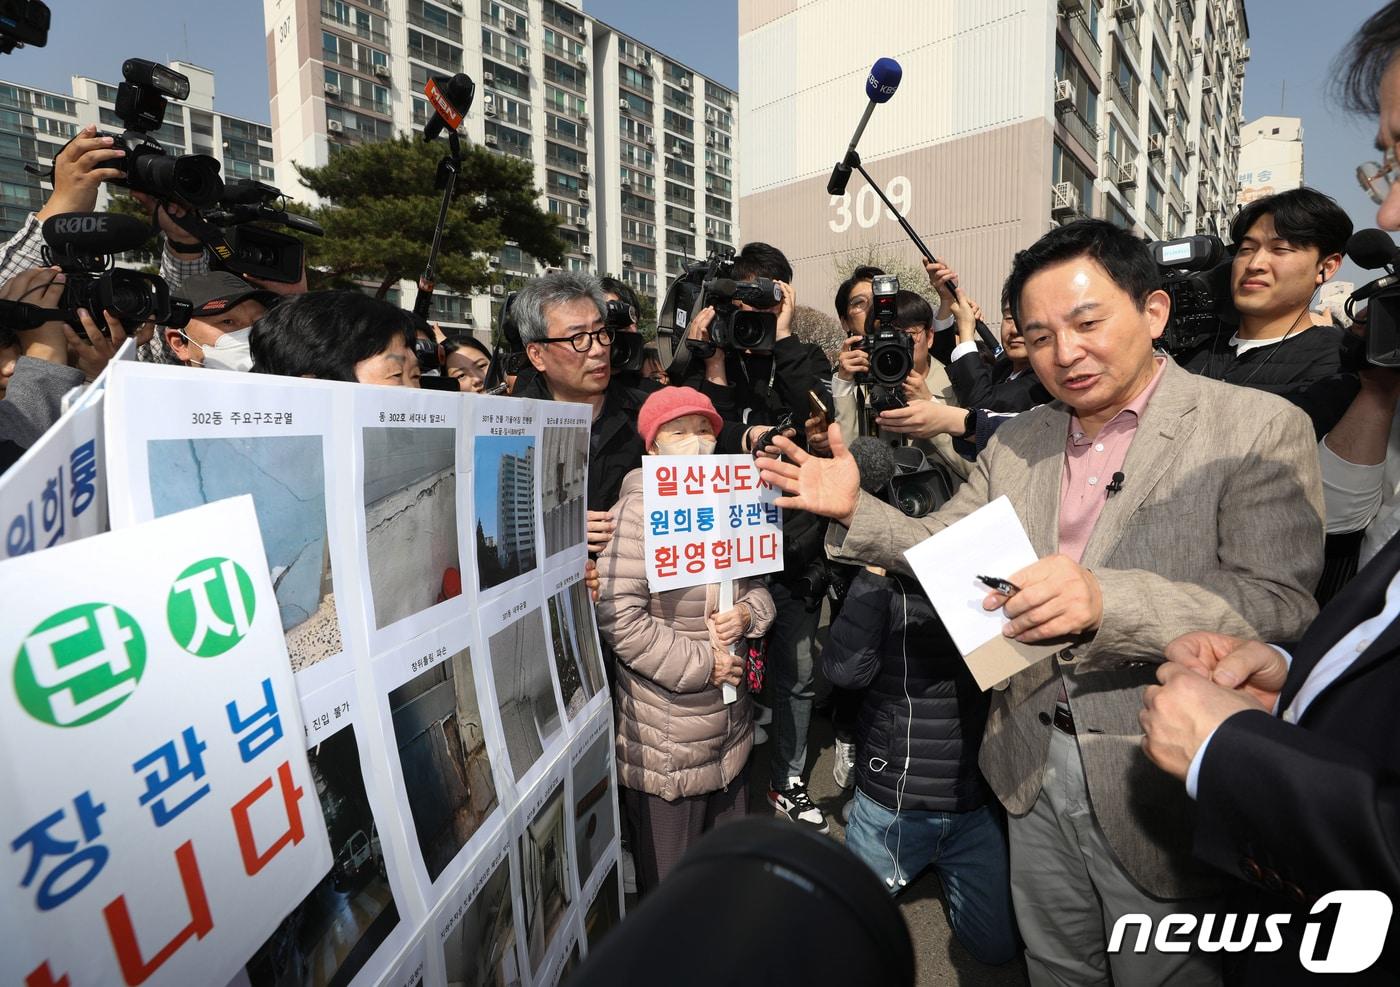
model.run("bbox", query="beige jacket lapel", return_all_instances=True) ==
[1079,358,1199,569]
[1011,409,1068,559]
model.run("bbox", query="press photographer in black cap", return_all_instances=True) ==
[162,271,277,373]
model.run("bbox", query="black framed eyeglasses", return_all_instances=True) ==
[535,326,616,352]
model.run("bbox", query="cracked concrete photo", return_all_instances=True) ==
[148,435,343,672]
[540,426,587,557]
[362,427,461,630]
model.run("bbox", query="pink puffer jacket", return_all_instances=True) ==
[596,467,775,800]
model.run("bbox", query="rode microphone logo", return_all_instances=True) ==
[1108,891,1393,973]
[51,214,109,236]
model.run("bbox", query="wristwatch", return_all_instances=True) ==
[165,237,205,256]
[962,408,976,439]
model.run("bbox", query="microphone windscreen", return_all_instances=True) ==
[1347,228,1400,271]
[865,58,903,104]
[849,436,896,494]
[41,212,152,256]
[443,72,476,112]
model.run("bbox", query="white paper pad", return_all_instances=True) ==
[903,496,1040,657]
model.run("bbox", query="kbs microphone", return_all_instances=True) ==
[1347,229,1400,271]
[827,58,902,196]
[41,212,152,257]
[422,73,475,142]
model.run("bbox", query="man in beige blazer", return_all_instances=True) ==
[760,219,1323,985]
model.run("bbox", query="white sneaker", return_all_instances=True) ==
[622,848,638,894]
[768,779,830,834]
[833,738,856,790]
[753,723,768,745]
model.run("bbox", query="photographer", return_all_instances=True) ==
[761,218,1323,984]
[600,275,661,395]
[512,271,646,554]
[162,271,276,372]
[1177,187,1359,438]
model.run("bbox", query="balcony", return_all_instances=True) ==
[544,65,586,93]
[543,3,585,34]
[621,199,655,221]
[480,10,524,38]
[408,9,462,42]
[544,99,585,121]
[323,50,387,78]
[544,149,582,171]
[1111,76,1140,132]
[1064,11,1101,63]
[664,91,693,114]
[545,120,585,147]
[1055,99,1101,155]
[1150,74,1167,107]
[623,229,657,246]
[320,4,388,45]
[409,43,462,72]
[481,44,528,70]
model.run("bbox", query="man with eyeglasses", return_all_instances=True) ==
[513,271,647,555]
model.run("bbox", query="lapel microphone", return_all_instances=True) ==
[1105,472,1125,497]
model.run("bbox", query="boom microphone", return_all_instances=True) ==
[1347,228,1400,272]
[41,212,152,256]
[422,73,475,142]
[849,436,896,495]
[827,58,903,196]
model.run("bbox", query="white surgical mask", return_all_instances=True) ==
[188,327,253,373]
[653,434,716,457]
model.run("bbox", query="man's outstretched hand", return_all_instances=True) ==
[757,421,861,527]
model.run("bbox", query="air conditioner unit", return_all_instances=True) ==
[484,105,497,117]
[323,83,341,97]
[1051,181,1080,217]
[1059,0,1085,14]
[681,77,691,89]
[705,135,715,146]
[1202,76,1215,92]
[619,98,629,112]
[582,245,592,255]
[1192,38,1203,56]
[1229,133,1240,148]
[1054,78,1075,108]
[621,179,631,189]
[1238,44,1251,62]
[1114,0,1138,19]
[575,23,586,36]
[326,119,344,133]
[483,72,495,85]
[518,58,529,71]
[705,181,714,191]
[1148,133,1165,155]
[491,284,505,296]
[506,23,518,34]
[576,55,587,68]
[579,190,589,201]
[1186,139,1197,155]
[373,64,390,78]
[579,112,589,124]
[1117,161,1138,187]
[645,136,655,146]
[579,164,589,175]
[485,134,499,147]
[446,0,461,8]
[483,92,495,105]
[688,222,696,231]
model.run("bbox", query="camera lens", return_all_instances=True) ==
[873,346,910,383]
[108,276,155,322]
[896,484,933,519]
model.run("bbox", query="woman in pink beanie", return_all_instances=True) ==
[596,386,775,892]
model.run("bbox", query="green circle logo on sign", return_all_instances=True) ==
[167,557,257,657]
[14,603,147,727]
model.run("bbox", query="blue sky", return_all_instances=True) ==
[4,1,1385,280]
[473,434,534,538]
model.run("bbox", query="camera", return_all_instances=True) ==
[1340,228,1400,369]
[0,0,49,54]
[1150,234,1235,353]
[854,274,912,413]
[656,247,779,364]
[605,299,646,373]
[195,179,324,283]
[41,212,192,335]
[101,59,224,209]
[886,446,953,519]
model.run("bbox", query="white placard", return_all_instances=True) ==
[641,454,784,593]
[0,497,330,987]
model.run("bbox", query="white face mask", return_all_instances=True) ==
[653,434,717,457]
[189,327,253,373]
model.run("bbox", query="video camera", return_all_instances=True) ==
[41,212,192,335]
[1343,228,1400,368]
[605,299,646,374]
[1150,234,1235,353]
[98,59,224,209]
[854,273,912,414]
[888,445,953,519]
[0,0,49,54]
[656,247,780,369]
[195,179,324,283]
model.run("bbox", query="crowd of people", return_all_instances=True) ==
[5,4,1400,984]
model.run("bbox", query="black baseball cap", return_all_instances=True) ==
[179,272,278,318]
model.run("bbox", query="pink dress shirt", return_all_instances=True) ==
[1057,357,1168,563]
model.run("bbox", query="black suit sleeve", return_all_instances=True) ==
[1193,708,1400,901]
[770,336,831,427]
[948,351,995,409]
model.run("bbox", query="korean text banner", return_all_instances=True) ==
[642,454,784,593]
[0,497,330,987]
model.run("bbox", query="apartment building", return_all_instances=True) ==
[263,0,738,327]
[738,0,1250,313]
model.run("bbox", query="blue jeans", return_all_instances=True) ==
[766,581,821,788]
[845,789,1019,967]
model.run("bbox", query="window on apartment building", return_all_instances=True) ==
[549,170,582,193]
[1171,153,1186,191]
[1146,178,1164,219]
[1105,196,1133,231]
[1151,45,1169,92]
[1052,140,1094,210]
[1112,43,1139,100]
[620,65,649,91]
[621,165,655,192]
[1054,43,1099,123]
[621,91,651,116]
[664,109,693,135]
[666,157,694,183]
